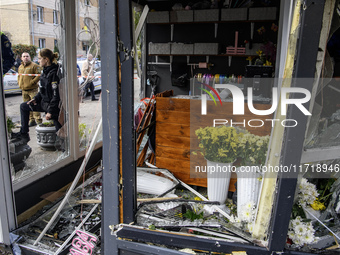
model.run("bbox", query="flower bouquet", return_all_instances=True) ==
[194,125,246,207]
[238,133,270,166]
[288,216,318,247]
[195,125,245,164]
[288,178,327,248]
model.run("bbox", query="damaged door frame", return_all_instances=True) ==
[0,52,17,248]
[100,0,328,254]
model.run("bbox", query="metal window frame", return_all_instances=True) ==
[101,0,325,254]
[38,38,45,49]
[99,0,120,253]
[0,48,17,247]
[0,0,104,245]
[53,10,59,25]
[37,6,44,23]
[11,0,85,192]
[118,0,137,224]
[268,0,326,251]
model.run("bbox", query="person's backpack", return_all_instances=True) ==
[1,32,15,75]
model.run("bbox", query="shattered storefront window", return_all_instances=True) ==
[77,0,102,152]
[130,78,340,253]
[12,171,102,254]
[5,0,71,184]
[129,85,275,251]
[285,77,340,252]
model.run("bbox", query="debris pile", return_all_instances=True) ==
[12,171,102,254]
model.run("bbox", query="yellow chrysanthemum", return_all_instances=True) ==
[311,199,326,211]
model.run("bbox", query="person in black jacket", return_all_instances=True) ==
[1,31,15,75]
[12,48,61,143]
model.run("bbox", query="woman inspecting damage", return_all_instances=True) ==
[12,48,61,143]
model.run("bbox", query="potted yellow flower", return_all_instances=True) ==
[195,125,245,207]
[195,125,245,164]
[238,133,270,166]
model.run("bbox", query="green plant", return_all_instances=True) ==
[316,178,336,207]
[40,121,54,127]
[12,44,38,59]
[79,123,88,140]
[194,126,246,163]
[7,117,15,134]
[183,209,204,222]
[148,224,156,230]
[238,133,270,166]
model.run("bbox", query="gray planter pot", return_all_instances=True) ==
[36,124,57,149]
[9,139,32,172]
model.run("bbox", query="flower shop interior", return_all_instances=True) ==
[1,0,340,254]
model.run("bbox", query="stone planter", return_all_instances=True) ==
[9,139,32,172]
[206,159,235,206]
[36,124,57,149]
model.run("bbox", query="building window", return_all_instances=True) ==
[85,0,91,6]
[39,38,46,49]
[53,10,58,25]
[37,6,44,23]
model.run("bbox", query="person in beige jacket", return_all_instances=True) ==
[81,53,98,101]
[18,52,42,126]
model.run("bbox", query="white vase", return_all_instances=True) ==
[206,159,234,205]
[236,166,262,218]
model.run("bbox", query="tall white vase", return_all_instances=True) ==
[206,159,234,205]
[236,166,262,218]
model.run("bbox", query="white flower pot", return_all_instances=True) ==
[236,166,262,218]
[206,159,234,205]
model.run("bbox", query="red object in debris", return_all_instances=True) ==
[286,237,293,245]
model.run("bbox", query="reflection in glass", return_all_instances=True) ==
[1,1,70,183]
[76,0,102,151]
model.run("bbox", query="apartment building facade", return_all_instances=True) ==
[0,0,99,57]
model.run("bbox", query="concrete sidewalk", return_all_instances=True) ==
[11,95,102,182]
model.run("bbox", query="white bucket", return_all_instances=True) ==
[236,166,262,218]
[137,170,175,195]
[206,160,233,205]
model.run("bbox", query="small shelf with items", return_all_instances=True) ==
[146,5,279,96]
[147,7,278,24]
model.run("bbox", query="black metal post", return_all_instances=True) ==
[0,31,17,247]
[118,0,137,224]
[100,0,120,254]
[268,0,325,251]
